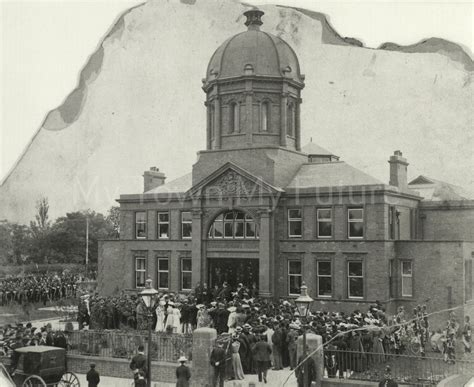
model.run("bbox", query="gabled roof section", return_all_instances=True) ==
[187,162,284,198]
[145,173,192,195]
[409,175,435,185]
[408,175,472,201]
[286,161,384,189]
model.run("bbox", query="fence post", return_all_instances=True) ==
[190,328,217,387]
[297,333,324,386]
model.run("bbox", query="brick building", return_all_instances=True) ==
[98,9,474,323]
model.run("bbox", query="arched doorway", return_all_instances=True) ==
[206,210,259,290]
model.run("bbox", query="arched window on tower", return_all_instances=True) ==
[230,102,239,133]
[261,101,270,132]
[208,210,258,239]
[287,103,296,137]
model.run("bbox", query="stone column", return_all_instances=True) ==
[258,209,272,298]
[191,208,203,288]
[245,80,253,145]
[205,101,211,150]
[280,92,288,147]
[191,328,217,387]
[214,97,221,150]
[297,333,324,386]
[295,99,302,151]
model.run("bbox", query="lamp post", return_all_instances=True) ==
[294,282,314,387]
[139,278,159,387]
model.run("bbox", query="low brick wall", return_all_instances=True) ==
[67,353,186,382]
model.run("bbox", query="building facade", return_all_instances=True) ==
[99,9,474,324]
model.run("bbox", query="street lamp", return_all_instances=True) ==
[294,282,314,387]
[139,278,159,387]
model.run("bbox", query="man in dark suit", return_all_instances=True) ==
[252,334,272,383]
[378,366,398,387]
[130,345,147,382]
[86,363,100,387]
[210,342,227,387]
[296,353,317,387]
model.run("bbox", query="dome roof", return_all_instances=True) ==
[205,9,304,85]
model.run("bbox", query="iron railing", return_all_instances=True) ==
[325,349,474,385]
[67,330,192,363]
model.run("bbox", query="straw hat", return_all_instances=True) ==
[228,306,237,312]
[178,356,188,363]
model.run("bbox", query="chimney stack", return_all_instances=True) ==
[388,150,408,191]
[143,167,166,192]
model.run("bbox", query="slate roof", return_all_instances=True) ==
[301,142,336,156]
[145,173,192,194]
[408,175,472,201]
[286,162,384,189]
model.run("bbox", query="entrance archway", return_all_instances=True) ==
[208,258,259,289]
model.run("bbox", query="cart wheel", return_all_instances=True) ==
[58,371,80,387]
[22,375,47,387]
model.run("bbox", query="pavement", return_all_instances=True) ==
[76,369,299,387]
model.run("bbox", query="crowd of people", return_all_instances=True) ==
[0,272,80,306]
[77,280,472,382]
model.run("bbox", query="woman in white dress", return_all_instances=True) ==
[165,302,175,332]
[227,306,237,334]
[155,302,165,332]
[172,305,181,333]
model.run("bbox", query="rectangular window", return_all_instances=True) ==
[317,261,332,297]
[135,257,146,288]
[288,209,302,238]
[317,209,332,238]
[135,212,147,239]
[181,212,192,239]
[288,261,302,295]
[157,258,169,290]
[181,258,192,291]
[348,208,364,239]
[348,261,364,298]
[157,212,169,239]
[401,260,413,297]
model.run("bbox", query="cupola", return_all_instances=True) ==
[202,8,305,152]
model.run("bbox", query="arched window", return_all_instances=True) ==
[208,210,258,239]
[287,103,295,136]
[230,102,239,133]
[261,102,269,132]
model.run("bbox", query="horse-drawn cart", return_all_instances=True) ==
[1,346,79,387]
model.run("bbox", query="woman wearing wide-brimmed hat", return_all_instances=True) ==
[175,356,191,387]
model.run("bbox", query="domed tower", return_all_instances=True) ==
[202,8,305,152]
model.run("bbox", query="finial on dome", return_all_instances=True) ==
[244,8,264,30]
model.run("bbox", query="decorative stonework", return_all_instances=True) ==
[203,170,266,197]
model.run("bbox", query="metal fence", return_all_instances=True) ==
[326,349,474,385]
[68,330,193,363]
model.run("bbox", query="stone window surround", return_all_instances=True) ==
[347,260,364,299]
[134,256,147,289]
[181,211,192,239]
[316,207,333,239]
[157,211,170,239]
[347,207,365,239]
[181,258,192,291]
[316,260,333,298]
[288,208,302,238]
[135,211,147,240]
[157,256,170,290]
[288,260,302,296]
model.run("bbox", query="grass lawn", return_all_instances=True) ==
[0,299,76,325]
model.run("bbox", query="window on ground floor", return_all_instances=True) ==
[401,260,413,297]
[348,261,364,299]
[135,257,147,288]
[157,258,169,290]
[181,258,192,291]
[317,261,332,297]
[288,260,302,296]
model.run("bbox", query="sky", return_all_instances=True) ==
[1,0,473,181]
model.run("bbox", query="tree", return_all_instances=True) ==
[106,206,120,239]
[29,197,51,263]
[49,210,114,265]
[10,223,31,264]
[0,220,13,265]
